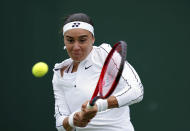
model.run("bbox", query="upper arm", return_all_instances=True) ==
[122,62,143,86]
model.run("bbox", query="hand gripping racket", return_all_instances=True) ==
[87,41,127,108]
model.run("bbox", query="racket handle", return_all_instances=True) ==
[86,99,108,112]
[87,102,94,109]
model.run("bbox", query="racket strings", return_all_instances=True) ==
[90,41,127,105]
[101,46,123,96]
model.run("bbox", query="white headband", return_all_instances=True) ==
[63,21,94,36]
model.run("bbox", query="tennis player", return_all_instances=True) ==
[52,13,144,131]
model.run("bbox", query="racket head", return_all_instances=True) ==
[99,41,127,98]
[89,41,127,106]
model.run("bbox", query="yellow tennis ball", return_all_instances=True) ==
[32,62,48,77]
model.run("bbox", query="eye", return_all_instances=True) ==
[67,39,74,43]
[79,38,87,43]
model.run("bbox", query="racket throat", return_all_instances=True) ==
[90,96,101,106]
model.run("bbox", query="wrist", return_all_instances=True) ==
[107,96,119,108]
[68,112,76,128]
[63,117,73,130]
[96,99,108,112]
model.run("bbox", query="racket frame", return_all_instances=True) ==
[89,41,127,106]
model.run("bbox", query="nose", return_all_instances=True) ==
[73,41,80,50]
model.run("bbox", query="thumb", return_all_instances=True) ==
[81,101,89,111]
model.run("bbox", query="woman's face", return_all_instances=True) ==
[64,28,95,62]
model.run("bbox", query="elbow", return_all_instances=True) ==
[135,83,144,103]
[136,93,143,103]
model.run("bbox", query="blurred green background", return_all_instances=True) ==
[1,0,190,131]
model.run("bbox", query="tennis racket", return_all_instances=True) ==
[88,41,127,108]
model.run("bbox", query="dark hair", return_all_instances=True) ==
[64,13,94,27]
[58,13,94,45]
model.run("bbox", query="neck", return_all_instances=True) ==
[72,61,80,72]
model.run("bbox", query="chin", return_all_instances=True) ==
[72,57,83,62]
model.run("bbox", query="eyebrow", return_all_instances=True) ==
[65,35,88,39]
[79,35,88,38]
[65,36,73,39]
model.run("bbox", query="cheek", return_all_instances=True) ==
[83,45,93,55]
[65,46,72,54]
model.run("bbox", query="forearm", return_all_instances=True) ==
[113,61,144,107]
[106,84,144,109]
[107,96,119,109]
[114,83,144,107]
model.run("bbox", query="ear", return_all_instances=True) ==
[63,46,67,50]
[92,36,95,45]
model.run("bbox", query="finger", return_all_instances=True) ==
[74,121,88,127]
[81,103,86,110]
[85,114,97,120]
[82,101,89,110]
[83,112,97,120]
[74,120,88,127]
[73,113,88,127]
[84,109,97,116]
[75,112,89,122]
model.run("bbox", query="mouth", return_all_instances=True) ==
[70,51,84,61]
[71,52,82,58]
[72,53,81,56]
